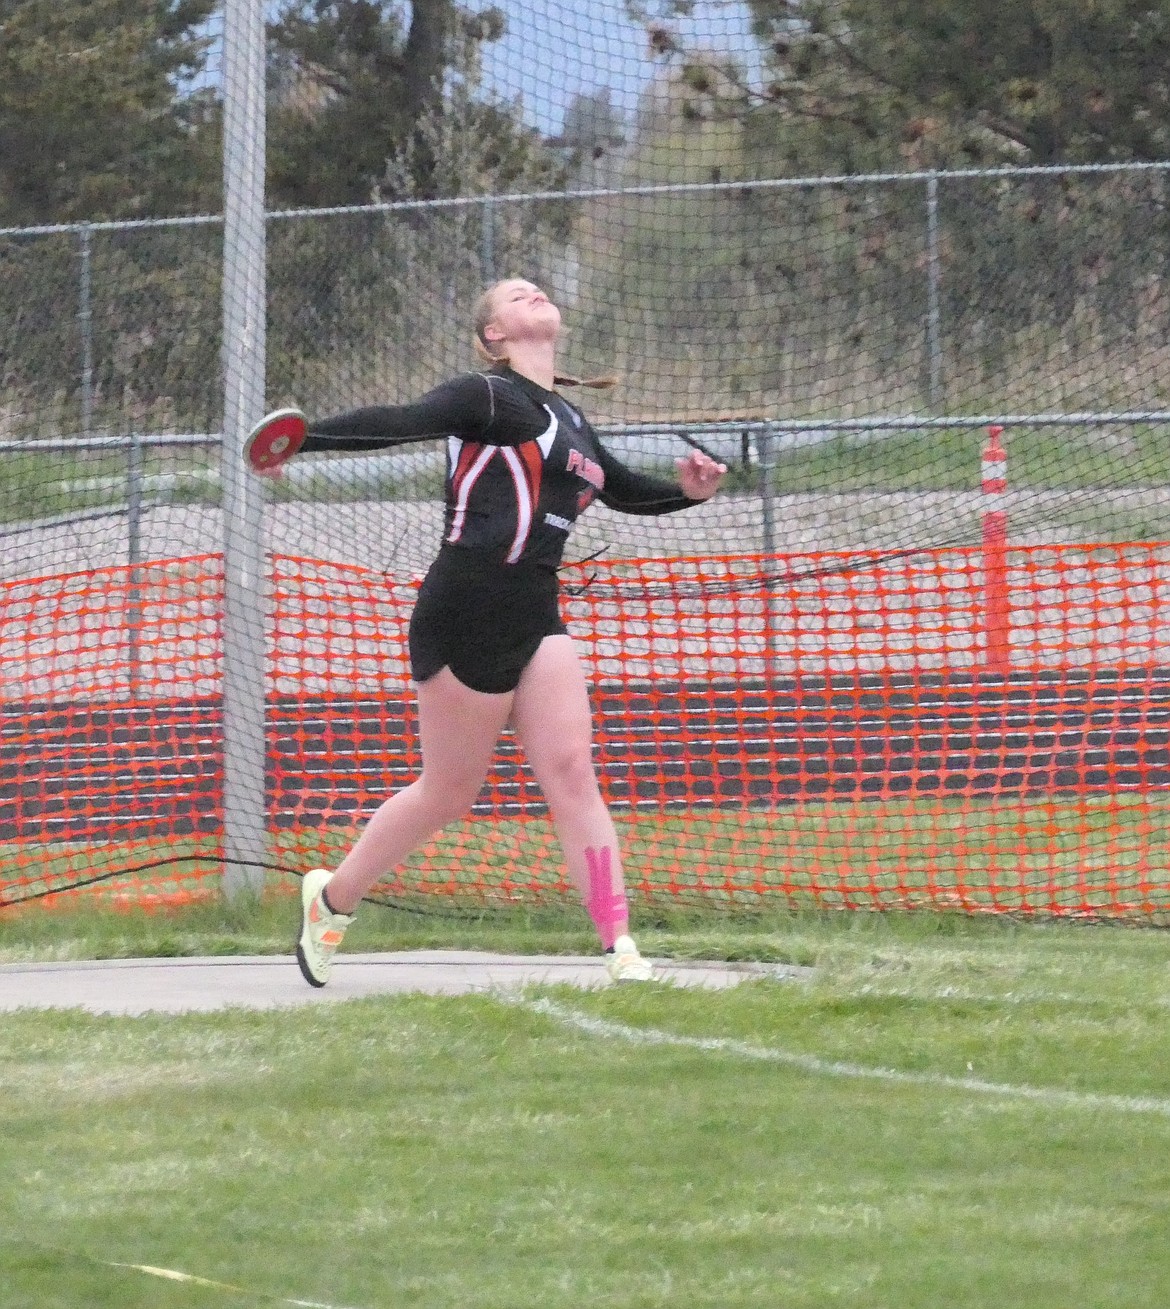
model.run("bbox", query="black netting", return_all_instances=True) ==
[1,3,1168,920]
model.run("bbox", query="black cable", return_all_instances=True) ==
[0,855,566,920]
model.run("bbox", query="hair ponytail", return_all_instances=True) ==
[553,371,620,390]
[473,332,617,390]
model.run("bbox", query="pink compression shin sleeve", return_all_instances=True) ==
[584,846,628,950]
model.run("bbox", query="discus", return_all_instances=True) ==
[245,407,307,475]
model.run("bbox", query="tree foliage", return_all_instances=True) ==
[0,0,554,225]
[630,0,1170,172]
[267,0,554,208]
[0,0,219,226]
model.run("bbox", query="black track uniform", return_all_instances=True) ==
[306,365,700,693]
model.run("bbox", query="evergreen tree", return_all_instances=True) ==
[630,0,1170,171]
[268,0,555,208]
[0,0,219,225]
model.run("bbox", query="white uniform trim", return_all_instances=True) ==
[500,408,558,563]
[500,446,532,564]
[447,441,497,544]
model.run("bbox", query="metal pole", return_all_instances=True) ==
[78,224,94,437]
[759,422,776,688]
[221,0,269,899]
[926,175,943,409]
[480,197,496,282]
[126,429,144,694]
[127,431,144,568]
[759,425,776,557]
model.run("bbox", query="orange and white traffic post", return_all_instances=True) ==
[981,424,1010,675]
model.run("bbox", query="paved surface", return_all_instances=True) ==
[0,951,804,1016]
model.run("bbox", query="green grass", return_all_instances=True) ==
[4,791,1169,956]
[283,793,1170,922]
[0,449,222,524]
[766,424,1170,494]
[5,422,1169,527]
[0,890,618,966]
[2,911,1170,1308]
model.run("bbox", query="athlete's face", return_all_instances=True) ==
[482,279,561,350]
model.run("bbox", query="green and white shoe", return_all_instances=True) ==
[606,934,655,983]
[295,869,354,988]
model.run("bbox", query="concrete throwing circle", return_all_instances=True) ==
[0,952,806,1016]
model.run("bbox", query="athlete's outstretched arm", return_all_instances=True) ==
[594,442,724,515]
[302,373,494,453]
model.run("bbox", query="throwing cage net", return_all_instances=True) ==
[1,1,1168,920]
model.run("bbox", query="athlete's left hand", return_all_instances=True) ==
[675,449,727,500]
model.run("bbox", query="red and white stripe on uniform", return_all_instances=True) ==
[446,439,496,544]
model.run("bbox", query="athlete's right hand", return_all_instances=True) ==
[675,448,727,501]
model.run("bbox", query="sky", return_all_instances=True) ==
[198,2,761,137]
[480,0,761,135]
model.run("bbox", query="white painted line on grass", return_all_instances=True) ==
[12,1238,369,1308]
[104,1258,365,1309]
[523,998,1170,1118]
[850,982,1170,1009]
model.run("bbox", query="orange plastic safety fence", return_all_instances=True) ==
[0,556,226,909]
[2,546,1168,918]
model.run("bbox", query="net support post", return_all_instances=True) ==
[221,0,269,900]
[126,430,144,695]
[981,425,1011,676]
[759,421,777,687]
[480,197,497,281]
[77,223,95,438]
[925,174,943,409]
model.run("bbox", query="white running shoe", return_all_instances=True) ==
[295,869,354,988]
[606,934,656,983]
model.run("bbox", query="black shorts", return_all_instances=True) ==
[408,547,567,694]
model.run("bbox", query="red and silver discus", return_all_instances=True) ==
[244,407,307,475]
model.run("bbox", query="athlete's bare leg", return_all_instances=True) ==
[323,667,513,914]
[509,634,631,947]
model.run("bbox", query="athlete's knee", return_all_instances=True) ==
[416,770,483,825]
[535,740,599,806]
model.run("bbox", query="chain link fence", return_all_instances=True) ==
[3,162,1169,586]
[4,158,1170,915]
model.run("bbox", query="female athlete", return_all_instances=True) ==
[261,278,726,985]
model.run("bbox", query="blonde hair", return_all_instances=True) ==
[473,281,617,390]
